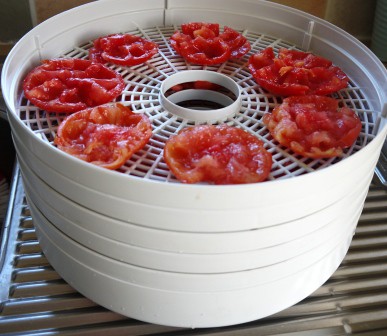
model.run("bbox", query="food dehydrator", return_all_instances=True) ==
[2,0,386,328]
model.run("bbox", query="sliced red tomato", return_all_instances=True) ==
[248,47,349,96]
[23,58,125,113]
[170,22,250,65]
[220,26,251,58]
[169,31,192,56]
[164,124,272,184]
[263,95,362,158]
[248,47,275,69]
[54,103,152,170]
[181,22,220,38]
[180,36,231,65]
[89,33,158,66]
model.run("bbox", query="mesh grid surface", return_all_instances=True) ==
[16,25,378,183]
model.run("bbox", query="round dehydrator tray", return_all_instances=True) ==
[31,196,354,328]
[9,114,385,232]
[2,0,387,233]
[2,0,387,328]
[17,144,371,256]
[20,158,366,273]
[27,195,358,291]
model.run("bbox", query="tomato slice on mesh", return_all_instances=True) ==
[170,22,250,65]
[248,47,349,96]
[263,95,362,158]
[164,125,272,184]
[220,26,251,58]
[180,36,231,65]
[23,58,125,113]
[54,103,152,170]
[181,22,220,38]
[89,33,159,66]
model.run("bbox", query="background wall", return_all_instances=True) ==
[274,0,377,44]
[0,0,33,59]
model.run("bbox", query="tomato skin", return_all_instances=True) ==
[54,103,152,170]
[164,125,272,184]
[263,95,362,158]
[89,33,159,66]
[248,47,349,96]
[23,59,125,113]
[170,22,250,65]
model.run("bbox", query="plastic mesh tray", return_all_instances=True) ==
[15,24,378,183]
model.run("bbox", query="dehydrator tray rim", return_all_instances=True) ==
[1,166,387,334]
[2,0,386,189]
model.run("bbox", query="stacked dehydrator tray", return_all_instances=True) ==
[1,0,386,328]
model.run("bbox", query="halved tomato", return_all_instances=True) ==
[23,58,125,113]
[179,36,231,65]
[263,95,362,158]
[164,124,272,184]
[170,22,250,65]
[54,103,152,170]
[181,22,220,38]
[219,26,251,59]
[248,47,349,96]
[89,33,159,66]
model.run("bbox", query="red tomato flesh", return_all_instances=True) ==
[248,47,349,96]
[89,33,158,66]
[219,26,251,59]
[23,59,125,113]
[180,36,231,65]
[55,103,152,170]
[181,22,220,37]
[170,22,250,65]
[164,124,272,184]
[263,95,362,158]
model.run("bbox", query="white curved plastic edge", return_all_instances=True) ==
[34,210,353,328]
[159,70,241,121]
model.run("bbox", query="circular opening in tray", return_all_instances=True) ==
[159,70,241,121]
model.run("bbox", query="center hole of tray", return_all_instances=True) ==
[165,81,237,110]
[159,70,241,121]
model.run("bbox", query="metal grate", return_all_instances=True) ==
[1,167,387,335]
[16,25,378,183]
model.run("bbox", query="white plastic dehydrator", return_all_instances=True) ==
[2,0,387,328]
